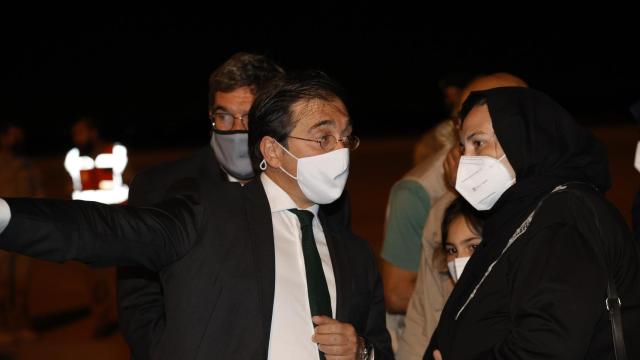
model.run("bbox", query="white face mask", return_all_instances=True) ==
[269,142,350,204]
[447,256,471,282]
[634,141,640,173]
[455,154,516,211]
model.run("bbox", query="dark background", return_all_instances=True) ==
[4,9,639,155]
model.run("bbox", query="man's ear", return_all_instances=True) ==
[260,136,284,168]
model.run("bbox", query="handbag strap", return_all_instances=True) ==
[556,183,627,360]
[607,278,627,360]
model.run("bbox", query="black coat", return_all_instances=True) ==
[427,183,640,359]
[118,146,226,360]
[0,167,390,359]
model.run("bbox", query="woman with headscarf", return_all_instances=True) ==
[425,87,640,359]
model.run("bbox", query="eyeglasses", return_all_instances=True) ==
[210,111,249,130]
[288,134,360,151]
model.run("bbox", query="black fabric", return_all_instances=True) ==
[562,184,629,360]
[426,88,640,359]
[118,146,225,360]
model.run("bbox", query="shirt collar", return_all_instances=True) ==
[260,173,319,216]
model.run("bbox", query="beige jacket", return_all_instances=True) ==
[396,189,457,360]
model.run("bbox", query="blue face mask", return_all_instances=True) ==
[210,129,255,180]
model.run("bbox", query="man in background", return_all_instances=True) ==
[0,121,42,345]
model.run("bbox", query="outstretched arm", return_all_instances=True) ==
[0,180,204,271]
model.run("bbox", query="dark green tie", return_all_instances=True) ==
[288,209,333,319]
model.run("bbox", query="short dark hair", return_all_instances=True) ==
[248,71,347,170]
[208,53,285,108]
[441,197,484,252]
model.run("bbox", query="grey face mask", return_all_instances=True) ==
[210,129,255,180]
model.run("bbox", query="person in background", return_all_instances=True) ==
[440,198,483,284]
[0,121,42,344]
[65,116,127,338]
[381,73,477,352]
[413,73,475,164]
[65,116,129,204]
[117,53,296,360]
[381,120,458,353]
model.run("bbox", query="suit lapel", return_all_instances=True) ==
[243,180,276,352]
[318,212,351,322]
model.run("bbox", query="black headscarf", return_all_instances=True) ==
[428,86,611,357]
[463,86,610,234]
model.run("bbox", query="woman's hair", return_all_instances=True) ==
[441,197,484,251]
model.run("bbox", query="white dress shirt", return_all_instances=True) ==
[261,173,337,360]
[0,198,9,233]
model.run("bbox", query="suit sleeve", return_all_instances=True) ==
[117,173,168,360]
[0,179,204,272]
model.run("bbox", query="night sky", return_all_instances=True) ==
[4,9,639,155]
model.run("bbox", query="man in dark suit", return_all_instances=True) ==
[0,71,391,359]
[117,52,289,360]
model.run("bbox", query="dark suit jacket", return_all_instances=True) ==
[117,146,227,360]
[117,146,353,359]
[1,171,388,360]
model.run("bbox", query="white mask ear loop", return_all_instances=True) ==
[275,141,299,180]
[279,166,298,180]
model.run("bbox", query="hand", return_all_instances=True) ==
[433,349,443,360]
[312,316,359,359]
[443,145,462,190]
